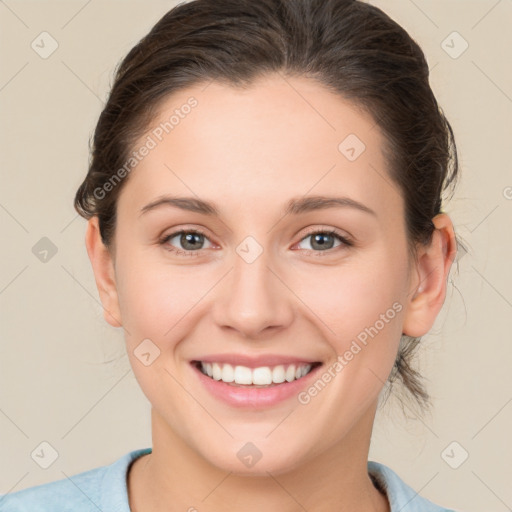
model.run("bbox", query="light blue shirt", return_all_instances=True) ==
[0,448,457,511]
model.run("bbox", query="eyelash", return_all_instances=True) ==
[158,227,353,257]
[159,228,354,256]
[297,228,354,254]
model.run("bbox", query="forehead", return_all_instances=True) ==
[117,74,402,222]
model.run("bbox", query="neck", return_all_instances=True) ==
[128,403,389,512]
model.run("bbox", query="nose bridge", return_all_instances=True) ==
[213,239,293,337]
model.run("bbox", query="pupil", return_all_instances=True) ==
[182,233,202,250]
[312,233,333,250]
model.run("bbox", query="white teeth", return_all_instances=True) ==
[199,362,314,385]
[272,365,286,384]
[234,365,253,385]
[252,366,272,385]
[285,365,296,382]
[212,363,222,381]
[222,363,234,382]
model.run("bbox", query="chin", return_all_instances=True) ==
[197,437,307,477]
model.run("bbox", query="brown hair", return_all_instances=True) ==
[74,0,463,413]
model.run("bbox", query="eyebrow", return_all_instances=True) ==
[139,194,377,218]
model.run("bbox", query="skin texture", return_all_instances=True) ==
[85,74,457,512]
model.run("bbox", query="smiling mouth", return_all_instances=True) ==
[192,360,322,387]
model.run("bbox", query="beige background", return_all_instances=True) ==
[1,1,511,510]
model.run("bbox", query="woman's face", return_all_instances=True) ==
[97,74,419,474]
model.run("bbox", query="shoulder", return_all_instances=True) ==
[368,461,461,512]
[0,448,152,512]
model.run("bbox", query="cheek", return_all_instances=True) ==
[114,250,207,342]
[115,253,206,409]
[292,254,406,364]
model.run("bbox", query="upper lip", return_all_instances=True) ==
[191,354,322,369]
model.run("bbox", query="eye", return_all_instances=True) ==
[159,227,353,256]
[159,229,214,254]
[295,228,353,253]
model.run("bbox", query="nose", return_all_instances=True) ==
[212,249,294,339]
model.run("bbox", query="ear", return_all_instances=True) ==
[402,213,457,338]
[84,216,123,328]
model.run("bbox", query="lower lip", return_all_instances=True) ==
[191,362,323,408]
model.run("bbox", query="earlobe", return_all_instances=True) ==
[402,213,457,338]
[84,217,123,328]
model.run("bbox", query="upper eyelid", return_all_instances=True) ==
[300,226,350,238]
[295,229,352,249]
[163,227,351,250]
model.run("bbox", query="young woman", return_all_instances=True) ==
[1,0,463,510]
